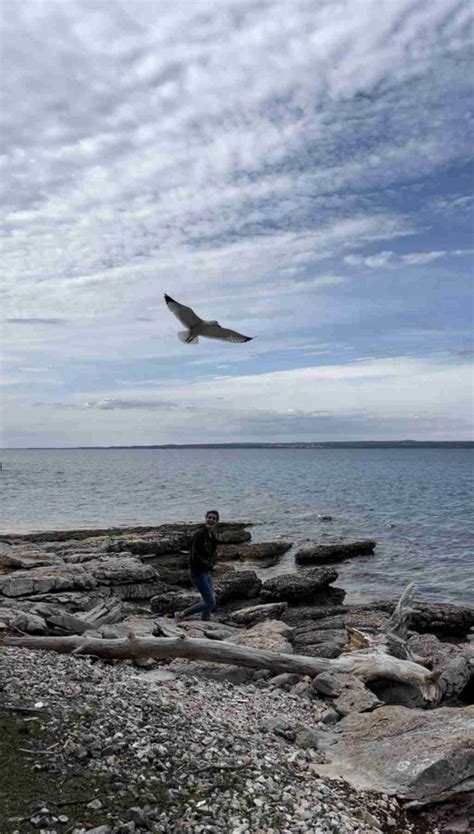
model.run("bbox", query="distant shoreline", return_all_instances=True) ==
[2,441,473,450]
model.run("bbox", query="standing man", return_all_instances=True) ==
[175,510,219,622]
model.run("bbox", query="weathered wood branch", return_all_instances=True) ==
[1,632,439,702]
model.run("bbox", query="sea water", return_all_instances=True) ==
[0,447,472,605]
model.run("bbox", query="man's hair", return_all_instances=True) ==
[206,509,219,521]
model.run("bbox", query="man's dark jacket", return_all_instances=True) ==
[189,526,218,573]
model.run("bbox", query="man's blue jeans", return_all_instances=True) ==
[182,570,216,621]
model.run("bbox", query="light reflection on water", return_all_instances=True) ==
[0,447,473,605]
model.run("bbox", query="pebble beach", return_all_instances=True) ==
[2,647,422,834]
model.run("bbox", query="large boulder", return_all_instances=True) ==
[317,705,474,805]
[215,570,262,603]
[295,540,376,565]
[261,567,338,602]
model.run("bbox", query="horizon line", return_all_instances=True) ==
[1,440,473,451]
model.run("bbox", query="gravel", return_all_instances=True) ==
[0,648,424,834]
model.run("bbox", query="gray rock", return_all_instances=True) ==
[216,528,252,544]
[261,567,338,602]
[409,602,474,636]
[269,672,301,690]
[368,680,426,709]
[312,671,381,715]
[229,619,294,653]
[318,705,474,805]
[84,827,111,834]
[215,570,262,602]
[0,564,99,596]
[0,549,64,570]
[10,610,48,634]
[408,632,470,668]
[296,642,343,659]
[295,727,320,749]
[281,605,347,626]
[152,568,192,587]
[114,580,174,600]
[90,557,157,585]
[320,707,341,725]
[107,535,188,556]
[262,717,298,741]
[40,609,93,635]
[150,590,200,615]
[295,540,376,565]
[358,599,474,637]
[312,670,358,698]
[218,541,292,561]
[293,628,348,647]
[228,602,288,627]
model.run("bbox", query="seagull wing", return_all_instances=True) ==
[200,323,253,343]
[164,294,202,327]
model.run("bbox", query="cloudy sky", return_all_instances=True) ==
[1,0,473,447]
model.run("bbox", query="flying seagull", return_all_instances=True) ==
[164,294,253,345]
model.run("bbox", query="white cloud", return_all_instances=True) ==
[4,354,469,445]
[1,0,472,444]
[344,248,474,269]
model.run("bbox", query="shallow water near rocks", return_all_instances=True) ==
[1,447,473,605]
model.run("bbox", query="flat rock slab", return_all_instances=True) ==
[293,628,348,646]
[0,556,158,598]
[261,567,338,602]
[317,705,474,805]
[0,564,99,597]
[218,542,292,561]
[295,540,376,565]
[281,605,347,626]
[0,549,65,570]
[228,619,294,654]
[227,602,288,627]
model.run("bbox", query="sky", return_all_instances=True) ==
[1,0,473,447]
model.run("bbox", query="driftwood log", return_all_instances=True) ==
[2,633,440,703]
[2,584,455,704]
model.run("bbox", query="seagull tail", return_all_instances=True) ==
[178,330,199,345]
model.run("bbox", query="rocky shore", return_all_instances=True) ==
[0,522,473,834]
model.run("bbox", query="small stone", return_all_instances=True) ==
[295,727,320,749]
